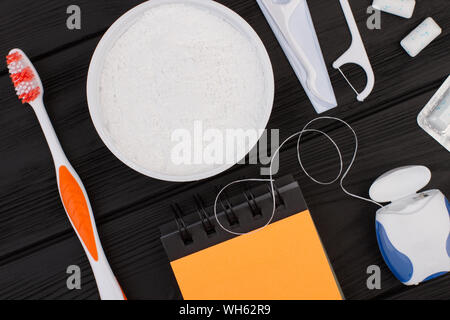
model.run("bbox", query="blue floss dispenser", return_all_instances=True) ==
[369,166,450,285]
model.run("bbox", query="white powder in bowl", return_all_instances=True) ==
[100,3,270,179]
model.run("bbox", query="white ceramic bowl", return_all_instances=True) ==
[87,0,274,182]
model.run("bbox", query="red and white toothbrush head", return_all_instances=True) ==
[6,49,43,104]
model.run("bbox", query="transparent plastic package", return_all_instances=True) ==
[418,76,450,152]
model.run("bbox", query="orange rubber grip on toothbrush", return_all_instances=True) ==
[59,166,99,261]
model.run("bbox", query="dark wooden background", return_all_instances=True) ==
[0,0,448,300]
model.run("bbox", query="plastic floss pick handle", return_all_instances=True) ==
[333,0,375,102]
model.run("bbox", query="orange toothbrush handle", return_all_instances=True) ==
[59,166,99,260]
[58,165,126,300]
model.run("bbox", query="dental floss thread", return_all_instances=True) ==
[214,117,384,236]
[401,17,442,57]
[372,0,416,19]
[100,3,267,177]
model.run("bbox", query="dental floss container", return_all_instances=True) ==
[369,166,450,285]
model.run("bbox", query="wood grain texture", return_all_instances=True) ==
[0,0,448,300]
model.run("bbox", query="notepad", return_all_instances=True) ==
[160,175,343,300]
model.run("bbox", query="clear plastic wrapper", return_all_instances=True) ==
[418,76,450,152]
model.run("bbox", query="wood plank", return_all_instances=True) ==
[0,0,146,73]
[0,0,448,299]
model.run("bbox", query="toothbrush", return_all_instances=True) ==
[6,49,126,300]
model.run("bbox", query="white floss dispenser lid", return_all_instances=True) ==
[369,166,431,203]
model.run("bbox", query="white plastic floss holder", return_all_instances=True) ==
[333,0,375,102]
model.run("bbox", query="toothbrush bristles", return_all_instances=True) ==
[6,52,22,64]
[10,67,35,86]
[6,50,41,104]
[19,87,41,104]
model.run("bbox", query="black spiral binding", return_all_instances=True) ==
[217,187,240,227]
[160,175,307,261]
[193,194,216,236]
[171,203,193,245]
[243,184,262,218]
[265,183,286,208]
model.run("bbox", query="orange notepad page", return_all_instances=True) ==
[170,210,343,300]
